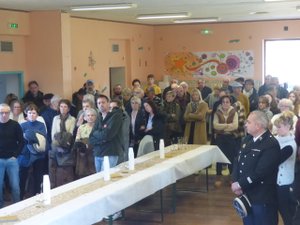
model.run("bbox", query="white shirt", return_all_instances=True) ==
[275,134,297,186]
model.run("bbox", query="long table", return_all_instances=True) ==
[0,145,230,225]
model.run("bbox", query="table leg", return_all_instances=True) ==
[171,183,177,213]
[159,190,164,222]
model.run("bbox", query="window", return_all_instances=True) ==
[265,39,300,91]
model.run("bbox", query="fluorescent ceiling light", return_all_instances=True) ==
[136,13,189,20]
[174,17,219,23]
[71,3,136,11]
[264,0,287,2]
[249,11,269,15]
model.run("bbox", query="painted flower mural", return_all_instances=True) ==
[165,50,254,78]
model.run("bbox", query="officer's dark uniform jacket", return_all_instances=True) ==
[232,130,281,205]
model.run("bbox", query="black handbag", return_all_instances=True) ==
[52,147,75,167]
[54,131,74,150]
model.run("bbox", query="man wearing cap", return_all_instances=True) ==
[85,79,100,98]
[230,80,250,116]
[231,110,280,225]
[0,103,24,208]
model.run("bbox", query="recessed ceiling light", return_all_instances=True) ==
[173,17,219,24]
[71,3,136,11]
[136,13,189,20]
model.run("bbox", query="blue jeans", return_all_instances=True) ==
[94,156,119,173]
[0,157,20,208]
[243,203,277,225]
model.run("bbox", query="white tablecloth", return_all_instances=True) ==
[0,145,229,225]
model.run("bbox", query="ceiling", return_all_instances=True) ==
[1,0,300,25]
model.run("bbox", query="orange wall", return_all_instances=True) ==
[70,18,155,95]
[0,10,29,75]
[26,11,64,97]
[154,20,300,85]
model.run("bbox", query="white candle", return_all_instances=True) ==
[159,139,165,159]
[128,147,135,170]
[42,175,51,205]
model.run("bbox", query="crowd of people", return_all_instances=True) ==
[0,74,299,224]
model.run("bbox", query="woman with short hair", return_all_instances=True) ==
[213,95,238,176]
[74,108,97,179]
[129,96,146,157]
[18,103,47,199]
[50,99,76,188]
[271,98,298,135]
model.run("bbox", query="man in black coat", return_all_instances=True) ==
[22,80,44,109]
[243,79,259,112]
[89,95,123,172]
[231,110,281,225]
[0,103,24,208]
[197,79,212,100]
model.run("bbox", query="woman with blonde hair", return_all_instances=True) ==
[129,96,145,157]
[274,111,298,225]
[184,88,208,145]
[74,108,97,179]
[271,98,298,135]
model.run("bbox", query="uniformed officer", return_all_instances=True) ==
[231,110,281,225]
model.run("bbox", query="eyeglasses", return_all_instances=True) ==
[0,111,10,115]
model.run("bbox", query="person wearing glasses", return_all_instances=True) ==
[0,103,24,208]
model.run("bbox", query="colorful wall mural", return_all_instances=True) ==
[165,50,254,78]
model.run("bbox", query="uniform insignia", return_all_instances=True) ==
[242,144,246,148]
[251,149,260,152]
